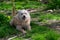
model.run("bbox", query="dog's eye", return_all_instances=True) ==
[21,13,23,15]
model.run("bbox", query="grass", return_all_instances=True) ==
[0,24,18,38]
[0,11,60,40]
[0,10,60,40]
[0,2,12,10]
[0,1,42,10]
[12,22,60,40]
[30,12,60,22]
[0,14,19,38]
[9,12,60,40]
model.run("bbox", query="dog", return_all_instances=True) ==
[10,9,31,34]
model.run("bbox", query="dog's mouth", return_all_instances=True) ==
[22,16,26,20]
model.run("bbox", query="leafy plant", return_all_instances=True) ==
[0,14,9,26]
[47,0,60,9]
[0,13,19,38]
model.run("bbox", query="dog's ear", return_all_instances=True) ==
[26,9,37,13]
[16,10,20,14]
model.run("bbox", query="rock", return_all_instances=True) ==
[47,10,53,13]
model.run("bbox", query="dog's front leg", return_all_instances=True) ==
[16,25,26,34]
[26,25,31,31]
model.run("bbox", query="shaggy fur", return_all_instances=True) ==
[10,9,31,34]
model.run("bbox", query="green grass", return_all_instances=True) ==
[0,2,12,10]
[30,12,60,22]
[12,22,60,40]
[0,11,60,40]
[0,13,60,40]
[40,13,60,20]
[0,12,60,40]
[0,14,19,38]
[0,24,19,38]
[38,13,60,22]
[0,1,43,10]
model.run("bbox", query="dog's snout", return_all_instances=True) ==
[22,15,26,20]
[23,16,25,18]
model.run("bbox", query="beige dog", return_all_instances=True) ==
[10,9,31,34]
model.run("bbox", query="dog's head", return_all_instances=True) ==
[17,9,30,20]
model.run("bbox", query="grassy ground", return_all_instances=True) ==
[0,1,46,10]
[0,1,60,40]
[12,22,60,40]
[11,11,60,40]
[0,1,40,10]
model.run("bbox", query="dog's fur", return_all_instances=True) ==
[10,9,31,34]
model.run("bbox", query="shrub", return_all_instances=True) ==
[47,0,60,10]
[0,13,19,38]
[0,14,9,26]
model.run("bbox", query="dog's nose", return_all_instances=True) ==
[23,16,25,18]
[22,16,26,20]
